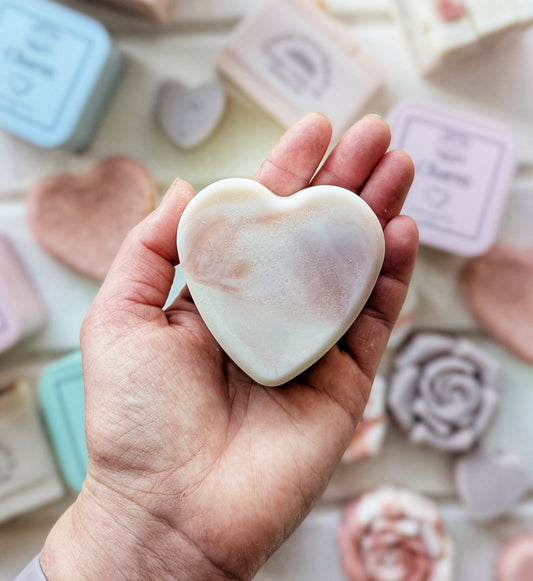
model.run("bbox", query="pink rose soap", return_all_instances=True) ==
[338,486,454,581]
[177,178,385,386]
[388,101,517,256]
[0,235,46,353]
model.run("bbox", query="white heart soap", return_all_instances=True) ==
[177,178,385,386]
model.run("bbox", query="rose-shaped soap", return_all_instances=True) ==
[338,486,454,581]
[387,333,501,453]
[177,178,385,386]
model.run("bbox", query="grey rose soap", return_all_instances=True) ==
[387,332,501,453]
[177,178,385,386]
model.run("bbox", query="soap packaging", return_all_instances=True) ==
[94,0,175,22]
[0,381,64,523]
[39,351,87,493]
[216,0,384,142]
[392,0,533,74]
[0,234,46,354]
[0,0,123,151]
[388,101,518,257]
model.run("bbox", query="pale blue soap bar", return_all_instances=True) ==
[39,351,88,492]
[0,0,122,150]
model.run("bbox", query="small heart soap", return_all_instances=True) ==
[156,80,226,149]
[177,178,385,386]
[27,157,158,281]
[460,245,533,363]
[455,447,530,521]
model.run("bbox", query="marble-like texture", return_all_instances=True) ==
[338,487,454,581]
[177,178,385,386]
[2,2,533,579]
[26,157,158,281]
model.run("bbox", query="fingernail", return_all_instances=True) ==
[364,113,385,120]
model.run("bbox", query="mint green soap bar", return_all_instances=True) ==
[38,351,87,493]
[0,0,123,150]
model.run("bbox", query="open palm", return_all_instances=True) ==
[42,114,417,581]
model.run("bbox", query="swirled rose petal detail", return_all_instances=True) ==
[387,333,501,453]
[338,487,454,581]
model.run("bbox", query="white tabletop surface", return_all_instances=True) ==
[1,1,533,579]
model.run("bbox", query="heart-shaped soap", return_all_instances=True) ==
[177,178,385,386]
[156,80,226,149]
[27,157,158,281]
[455,447,530,521]
[460,245,533,363]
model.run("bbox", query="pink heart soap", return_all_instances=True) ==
[27,157,158,281]
[177,178,385,386]
[460,245,533,363]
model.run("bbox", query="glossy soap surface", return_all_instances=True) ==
[177,178,385,386]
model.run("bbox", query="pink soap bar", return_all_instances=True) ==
[388,101,517,256]
[216,0,384,142]
[0,235,46,353]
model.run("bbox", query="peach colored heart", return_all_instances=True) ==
[27,157,157,281]
[177,178,385,386]
[435,0,465,22]
[460,244,533,362]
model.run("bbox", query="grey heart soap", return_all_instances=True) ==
[177,178,385,386]
[455,447,530,521]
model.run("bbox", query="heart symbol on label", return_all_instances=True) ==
[9,73,34,96]
[156,80,226,149]
[455,447,530,521]
[424,186,450,208]
[27,157,158,281]
[177,178,385,386]
[460,244,533,363]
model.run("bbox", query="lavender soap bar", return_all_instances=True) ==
[0,0,122,151]
[388,101,517,256]
[177,178,385,387]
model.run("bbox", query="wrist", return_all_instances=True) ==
[40,478,240,581]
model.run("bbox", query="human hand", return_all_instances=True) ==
[41,113,417,581]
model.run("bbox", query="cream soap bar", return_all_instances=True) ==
[177,178,385,387]
[0,381,64,523]
[393,0,528,73]
[388,101,517,256]
[0,0,122,150]
[216,0,384,141]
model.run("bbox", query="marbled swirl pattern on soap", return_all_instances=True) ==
[177,178,385,386]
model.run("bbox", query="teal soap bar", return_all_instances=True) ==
[38,351,88,492]
[0,0,122,150]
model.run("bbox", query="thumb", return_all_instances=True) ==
[91,178,195,326]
